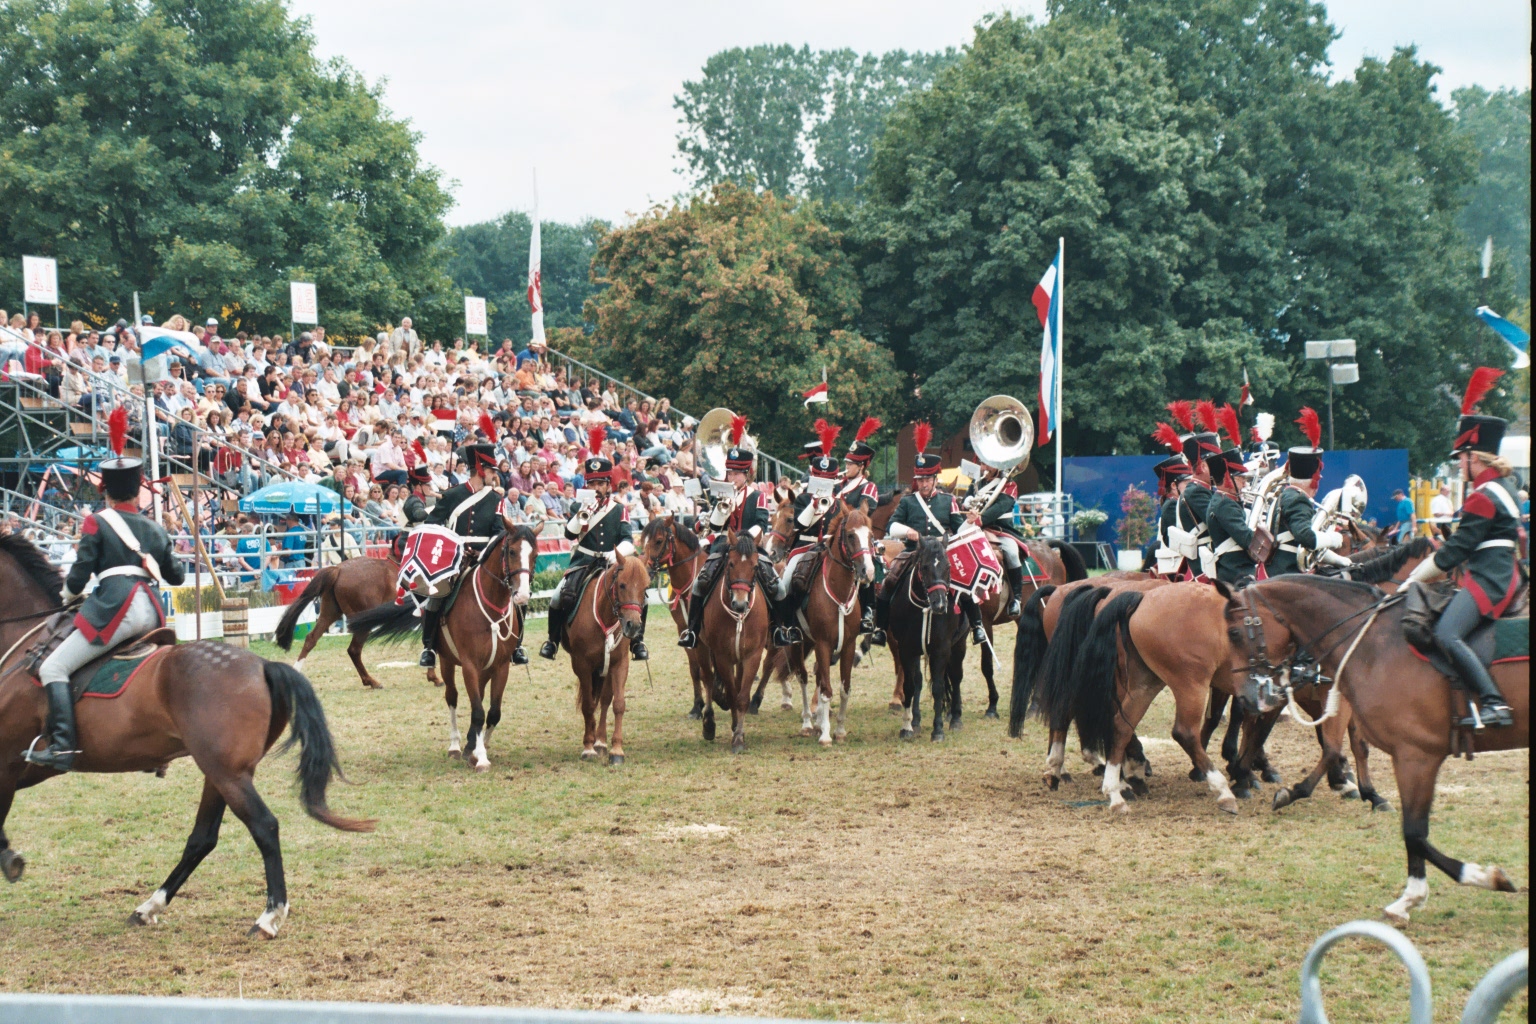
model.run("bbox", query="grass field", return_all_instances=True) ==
[0,623,1526,1022]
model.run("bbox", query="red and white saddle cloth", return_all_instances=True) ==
[395,524,465,602]
[947,526,1004,601]
[982,529,1052,584]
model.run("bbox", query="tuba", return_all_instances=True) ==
[966,395,1033,510]
[697,407,753,494]
[1299,474,1368,571]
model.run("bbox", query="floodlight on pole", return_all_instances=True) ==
[1304,338,1356,450]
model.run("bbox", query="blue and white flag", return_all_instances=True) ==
[137,325,203,362]
[1032,252,1061,444]
[1475,306,1530,369]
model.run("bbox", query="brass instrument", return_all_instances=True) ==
[965,395,1033,510]
[1299,474,1367,571]
[697,407,754,482]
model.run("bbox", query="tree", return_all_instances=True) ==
[850,5,1515,472]
[443,213,607,343]
[1452,86,1531,298]
[0,0,457,338]
[585,183,902,459]
[674,46,956,205]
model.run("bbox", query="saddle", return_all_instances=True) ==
[554,559,605,614]
[790,547,823,596]
[1402,581,1530,682]
[23,616,176,703]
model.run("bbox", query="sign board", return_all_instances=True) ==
[289,282,318,325]
[22,256,58,305]
[464,296,488,336]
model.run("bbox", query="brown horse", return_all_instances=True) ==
[275,555,399,689]
[789,505,874,745]
[968,536,1088,717]
[563,549,649,764]
[1223,574,1527,924]
[347,528,538,769]
[0,534,371,937]
[697,532,772,753]
[639,515,711,718]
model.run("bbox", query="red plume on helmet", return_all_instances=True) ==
[817,419,841,457]
[854,416,882,444]
[912,421,933,455]
[411,439,427,465]
[729,414,748,447]
[1151,422,1183,454]
[1194,399,1219,434]
[1295,407,1322,448]
[478,412,497,440]
[1460,367,1503,415]
[1166,400,1195,433]
[1216,404,1241,448]
[587,427,607,455]
[107,405,129,457]
[1250,426,1263,444]
[812,417,830,435]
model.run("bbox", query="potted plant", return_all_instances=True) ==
[1117,484,1155,571]
[1070,507,1108,539]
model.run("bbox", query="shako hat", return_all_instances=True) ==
[1287,406,1325,482]
[1451,368,1506,456]
[844,417,882,465]
[99,406,143,503]
[911,421,942,478]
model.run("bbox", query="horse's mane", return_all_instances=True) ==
[1342,537,1431,584]
[641,515,698,552]
[0,533,64,607]
[731,532,757,558]
[876,487,906,509]
[506,524,540,547]
[1271,573,1383,599]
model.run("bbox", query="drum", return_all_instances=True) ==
[395,524,464,602]
[946,526,1004,600]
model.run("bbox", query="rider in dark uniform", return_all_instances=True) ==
[869,425,986,647]
[1265,408,1347,577]
[30,409,185,771]
[402,465,433,526]
[836,418,882,631]
[962,463,1027,618]
[782,422,845,601]
[1150,422,1196,579]
[541,429,647,660]
[1165,401,1221,580]
[417,440,504,667]
[1406,368,1519,729]
[679,419,801,649]
[1204,444,1258,585]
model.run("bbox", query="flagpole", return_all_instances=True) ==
[1054,236,1064,537]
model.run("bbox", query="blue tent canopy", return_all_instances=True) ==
[239,481,353,516]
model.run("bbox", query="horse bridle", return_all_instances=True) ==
[825,511,871,578]
[1229,584,1394,706]
[647,519,701,575]
[603,559,645,626]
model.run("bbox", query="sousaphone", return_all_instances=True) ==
[966,395,1033,509]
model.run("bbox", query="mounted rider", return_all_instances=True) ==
[405,415,506,668]
[780,421,844,602]
[1149,422,1195,578]
[869,422,987,648]
[1164,400,1222,581]
[678,416,801,650]
[1406,368,1520,729]
[28,407,185,772]
[961,461,1029,618]
[1200,403,1260,586]
[540,428,648,661]
[402,464,433,526]
[1264,407,1349,577]
[835,417,883,631]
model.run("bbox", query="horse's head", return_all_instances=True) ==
[1218,580,1293,717]
[496,526,538,606]
[611,550,651,640]
[639,515,674,571]
[767,500,796,561]
[724,530,759,615]
[914,535,951,614]
[832,506,874,583]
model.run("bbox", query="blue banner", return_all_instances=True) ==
[1063,450,1410,552]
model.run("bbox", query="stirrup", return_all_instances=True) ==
[971,625,987,645]
[1461,700,1513,730]
[538,639,560,660]
[678,629,699,650]
[23,735,78,772]
[511,646,529,665]
[774,626,802,648]
[868,628,887,647]
[418,648,436,668]
[630,639,650,661]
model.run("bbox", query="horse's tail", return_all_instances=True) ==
[274,566,339,650]
[1008,584,1056,738]
[1071,590,1144,760]
[263,662,375,833]
[1036,586,1109,731]
[1047,538,1088,582]
[345,600,420,645]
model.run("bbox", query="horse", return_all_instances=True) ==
[346,527,537,769]
[695,532,772,753]
[639,515,712,719]
[274,555,400,689]
[0,534,372,937]
[1222,574,1527,924]
[884,537,962,741]
[562,549,650,764]
[787,505,874,745]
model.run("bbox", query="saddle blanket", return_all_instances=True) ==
[30,646,170,701]
[1409,616,1529,669]
[396,525,464,600]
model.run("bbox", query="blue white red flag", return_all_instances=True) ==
[137,325,203,362]
[1033,253,1061,444]
[1475,305,1530,369]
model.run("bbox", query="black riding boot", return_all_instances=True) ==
[869,589,892,646]
[1436,590,1513,729]
[26,681,79,772]
[630,603,650,661]
[679,590,706,649]
[961,596,987,646]
[757,561,801,646]
[858,583,876,633]
[1004,564,1025,618]
[418,605,442,667]
[540,605,566,659]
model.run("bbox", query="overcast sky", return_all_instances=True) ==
[289,0,1532,227]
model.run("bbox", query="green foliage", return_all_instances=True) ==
[850,4,1517,473]
[443,213,608,342]
[1452,86,1531,298]
[675,45,957,205]
[584,182,903,459]
[0,0,457,338]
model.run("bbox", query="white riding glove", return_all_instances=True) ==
[888,521,916,541]
[60,583,77,603]
[616,540,636,557]
[1318,549,1353,568]
[1314,529,1345,551]
[1406,557,1447,585]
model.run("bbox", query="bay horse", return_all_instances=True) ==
[886,537,961,741]
[562,549,649,764]
[347,528,537,769]
[697,532,771,753]
[639,515,711,719]
[1223,574,1527,924]
[274,555,399,689]
[791,504,874,745]
[0,534,372,937]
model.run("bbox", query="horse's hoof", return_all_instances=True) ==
[730,740,746,755]
[248,924,278,940]
[127,910,152,927]
[474,762,490,773]
[887,700,904,713]
[799,726,815,738]
[1188,767,1205,782]
[1216,795,1239,815]
[703,722,716,742]
[580,750,599,762]
[833,732,846,744]
[154,764,168,778]
[948,716,962,732]
[1058,772,1073,785]
[1489,866,1515,893]
[1044,774,1059,791]
[747,704,759,716]
[780,701,794,711]
[984,706,1000,720]
[1127,776,1149,797]
[1261,767,1283,785]
[1272,788,1293,811]
[1233,785,1253,800]
[1119,785,1137,802]
[609,754,626,767]
[930,731,945,743]
[0,850,23,883]
[1339,787,1361,801]
[1382,906,1410,927]
[1371,800,1394,814]
[1110,800,1130,815]
[688,702,704,720]
[899,729,914,740]
[594,741,608,753]
[819,737,832,748]
[448,748,462,760]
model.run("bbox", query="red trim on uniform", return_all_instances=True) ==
[1463,569,1522,618]
[1460,491,1497,520]
[1472,466,1503,486]
[789,544,815,559]
[81,515,99,536]
[73,581,164,645]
